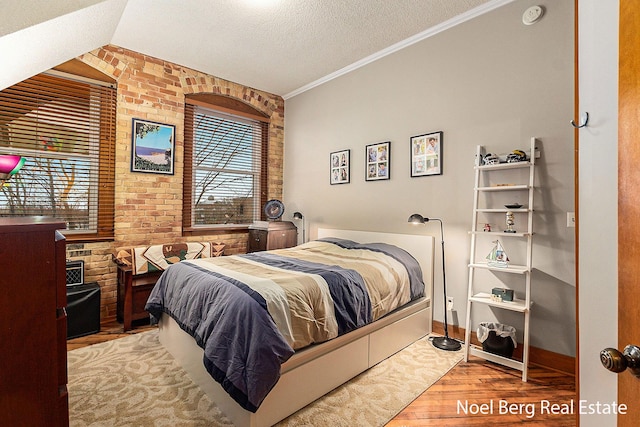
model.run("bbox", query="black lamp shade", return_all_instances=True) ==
[408,213,426,224]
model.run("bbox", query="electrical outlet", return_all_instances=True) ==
[446,296,454,311]
[567,212,575,227]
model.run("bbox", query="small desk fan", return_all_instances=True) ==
[264,199,285,221]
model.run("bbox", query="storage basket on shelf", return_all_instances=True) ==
[477,322,517,358]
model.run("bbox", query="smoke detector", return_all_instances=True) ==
[522,5,544,25]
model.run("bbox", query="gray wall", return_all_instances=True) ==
[283,0,575,356]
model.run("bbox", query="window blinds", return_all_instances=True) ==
[184,101,268,228]
[0,73,116,239]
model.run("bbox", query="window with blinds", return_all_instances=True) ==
[184,99,268,229]
[0,72,116,239]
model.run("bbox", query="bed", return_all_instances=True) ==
[147,228,434,427]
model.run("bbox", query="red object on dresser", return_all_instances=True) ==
[0,217,69,427]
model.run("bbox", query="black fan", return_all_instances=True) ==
[264,199,285,220]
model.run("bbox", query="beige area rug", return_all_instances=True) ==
[68,330,463,426]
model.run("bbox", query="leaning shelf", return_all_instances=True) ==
[464,137,538,382]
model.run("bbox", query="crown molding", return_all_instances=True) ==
[284,0,515,100]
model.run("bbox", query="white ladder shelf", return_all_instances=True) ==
[463,137,538,381]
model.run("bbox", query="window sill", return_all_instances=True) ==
[183,226,250,236]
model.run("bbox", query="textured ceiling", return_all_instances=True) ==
[3,0,507,97]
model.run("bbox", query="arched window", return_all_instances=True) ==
[183,94,269,231]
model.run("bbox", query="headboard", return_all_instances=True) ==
[316,228,434,302]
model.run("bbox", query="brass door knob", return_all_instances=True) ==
[600,344,640,377]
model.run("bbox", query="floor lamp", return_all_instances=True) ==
[293,211,305,243]
[408,213,462,351]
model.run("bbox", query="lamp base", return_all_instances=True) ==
[432,336,462,351]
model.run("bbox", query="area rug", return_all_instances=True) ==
[68,330,463,426]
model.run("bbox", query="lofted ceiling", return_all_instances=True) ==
[2,0,514,98]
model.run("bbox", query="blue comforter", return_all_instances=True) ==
[145,238,424,412]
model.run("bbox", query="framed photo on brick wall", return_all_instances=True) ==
[131,118,175,175]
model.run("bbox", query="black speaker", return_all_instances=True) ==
[66,282,101,339]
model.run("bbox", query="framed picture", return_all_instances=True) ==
[365,141,391,181]
[330,149,350,185]
[411,131,443,177]
[131,118,175,175]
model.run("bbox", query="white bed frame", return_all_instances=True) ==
[158,228,434,427]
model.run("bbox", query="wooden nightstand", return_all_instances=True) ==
[248,221,297,252]
[116,266,162,332]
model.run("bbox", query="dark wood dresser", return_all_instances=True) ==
[0,217,69,427]
[247,221,298,252]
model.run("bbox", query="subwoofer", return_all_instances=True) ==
[66,282,100,339]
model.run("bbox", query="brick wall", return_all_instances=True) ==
[65,45,285,322]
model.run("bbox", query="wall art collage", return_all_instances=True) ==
[330,131,442,185]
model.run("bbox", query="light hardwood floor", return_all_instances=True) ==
[68,322,576,425]
[385,358,576,426]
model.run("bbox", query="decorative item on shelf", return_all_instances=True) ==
[505,203,523,209]
[264,199,285,221]
[505,210,516,233]
[487,239,509,267]
[483,223,492,232]
[483,153,499,165]
[0,155,26,187]
[491,287,514,302]
[506,149,527,163]
[293,211,305,243]
[408,213,462,351]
